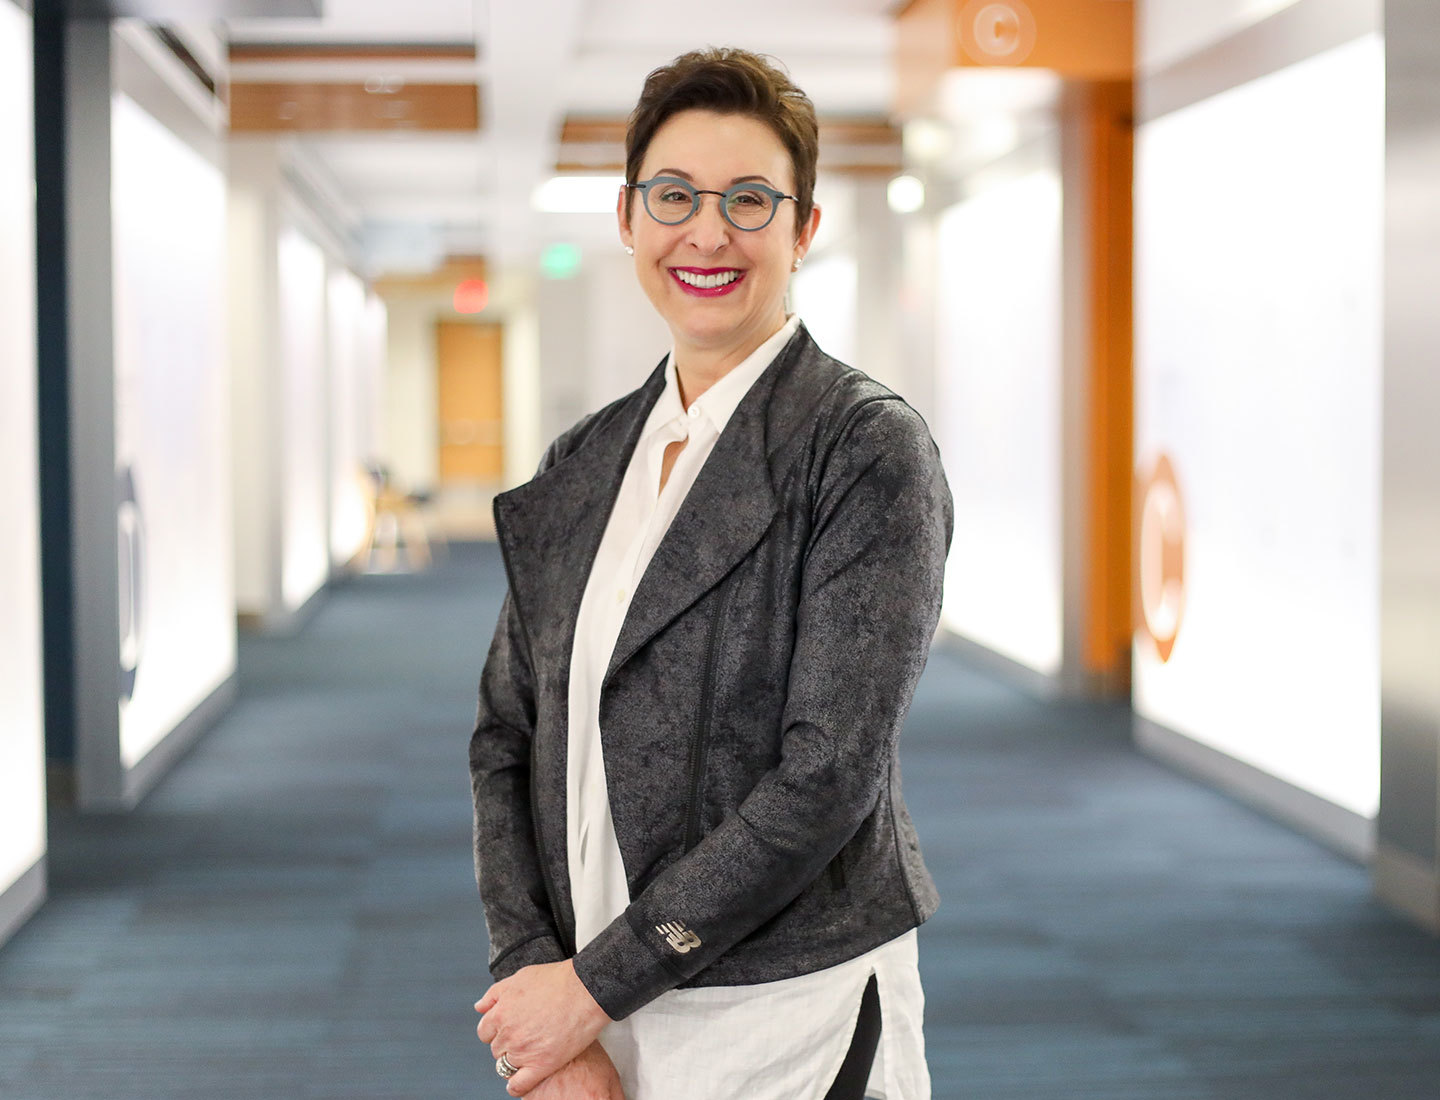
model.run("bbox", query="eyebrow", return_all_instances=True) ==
[653,168,777,187]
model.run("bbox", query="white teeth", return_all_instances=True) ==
[674,269,740,289]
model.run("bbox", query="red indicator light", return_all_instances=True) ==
[453,279,489,313]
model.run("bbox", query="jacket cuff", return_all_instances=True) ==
[489,932,568,981]
[572,912,685,1021]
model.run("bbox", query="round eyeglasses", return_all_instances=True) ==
[627,176,798,232]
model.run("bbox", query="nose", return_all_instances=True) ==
[684,194,731,254]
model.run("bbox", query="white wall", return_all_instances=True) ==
[1133,33,1384,823]
[786,174,906,400]
[383,296,441,490]
[1140,0,1306,71]
[0,0,46,926]
[231,140,375,620]
[534,249,669,450]
[934,165,1065,676]
[500,284,543,488]
[383,270,540,492]
[852,179,907,399]
[111,91,235,769]
[581,250,672,411]
[791,252,859,366]
[536,270,592,447]
[792,174,860,371]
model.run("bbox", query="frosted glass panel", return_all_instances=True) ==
[0,0,46,895]
[277,228,330,607]
[790,252,857,366]
[328,268,369,566]
[934,170,1064,675]
[1133,36,1383,817]
[111,93,235,769]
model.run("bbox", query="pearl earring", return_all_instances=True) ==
[624,245,634,256]
[792,256,804,271]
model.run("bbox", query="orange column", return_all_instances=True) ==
[896,0,1136,694]
[1079,80,1135,691]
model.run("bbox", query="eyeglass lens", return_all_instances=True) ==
[645,180,777,230]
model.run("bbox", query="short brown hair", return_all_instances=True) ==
[624,48,819,237]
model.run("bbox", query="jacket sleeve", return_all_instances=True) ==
[571,396,954,1020]
[470,447,569,980]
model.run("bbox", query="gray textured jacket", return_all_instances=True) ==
[470,324,952,1022]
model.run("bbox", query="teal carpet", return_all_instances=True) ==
[3,541,1440,1098]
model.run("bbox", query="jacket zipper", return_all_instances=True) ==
[683,573,739,852]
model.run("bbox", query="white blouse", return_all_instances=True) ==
[566,315,930,1100]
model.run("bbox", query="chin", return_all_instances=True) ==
[675,313,749,349]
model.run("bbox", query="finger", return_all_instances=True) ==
[475,987,499,1012]
[504,1066,546,1097]
[476,1015,499,1045]
[490,1029,522,1063]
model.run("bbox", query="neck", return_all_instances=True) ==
[673,314,788,408]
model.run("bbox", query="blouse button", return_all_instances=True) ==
[616,588,626,604]
[687,405,701,420]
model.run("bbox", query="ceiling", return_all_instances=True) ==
[222,0,906,274]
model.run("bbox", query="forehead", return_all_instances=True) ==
[641,110,793,187]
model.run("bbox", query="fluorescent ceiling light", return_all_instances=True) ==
[887,174,925,214]
[902,119,950,165]
[533,175,625,214]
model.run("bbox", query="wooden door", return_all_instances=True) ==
[436,321,504,483]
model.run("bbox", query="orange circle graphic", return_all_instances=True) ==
[1135,453,1186,663]
[959,0,1038,66]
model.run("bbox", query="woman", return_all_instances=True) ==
[470,48,951,1100]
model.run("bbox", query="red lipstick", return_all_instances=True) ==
[669,267,745,297]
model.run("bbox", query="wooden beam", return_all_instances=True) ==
[229,43,478,63]
[559,117,627,144]
[560,115,901,145]
[556,114,901,175]
[895,0,956,117]
[372,256,490,299]
[229,82,480,133]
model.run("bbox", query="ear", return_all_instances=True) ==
[793,201,821,262]
[617,186,634,251]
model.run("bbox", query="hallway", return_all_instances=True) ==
[3,543,1439,1099]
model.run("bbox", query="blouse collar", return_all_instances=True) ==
[644,314,801,441]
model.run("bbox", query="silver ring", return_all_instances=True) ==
[496,1052,519,1080]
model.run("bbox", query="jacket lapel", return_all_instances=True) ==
[603,345,788,686]
[493,367,663,674]
[494,327,807,690]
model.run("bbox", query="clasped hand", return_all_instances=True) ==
[475,959,614,1096]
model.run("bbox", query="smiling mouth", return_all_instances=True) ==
[670,268,743,292]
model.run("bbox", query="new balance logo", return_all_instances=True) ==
[656,920,702,953]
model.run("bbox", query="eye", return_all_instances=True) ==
[729,189,768,207]
[655,185,693,204]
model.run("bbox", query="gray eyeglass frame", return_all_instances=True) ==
[626,175,799,231]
